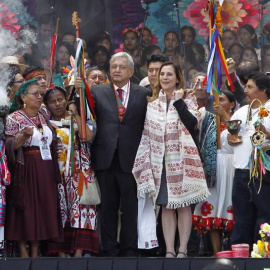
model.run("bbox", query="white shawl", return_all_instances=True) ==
[133,91,210,209]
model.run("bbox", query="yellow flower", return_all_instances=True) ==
[251,251,262,258]
[262,223,270,232]
[258,240,266,254]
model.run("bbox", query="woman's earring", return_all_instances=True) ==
[24,103,26,108]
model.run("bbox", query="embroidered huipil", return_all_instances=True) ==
[55,119,97,230]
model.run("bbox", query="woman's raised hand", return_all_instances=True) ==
[68,102,79,117]
[213,104,230,122]
[173,89,185,100]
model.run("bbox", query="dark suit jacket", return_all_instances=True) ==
[91,82,151,173]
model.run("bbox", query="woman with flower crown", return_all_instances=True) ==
[122,28,139,55]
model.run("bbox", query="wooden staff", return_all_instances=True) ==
[72,12,87,141]
[215,91,221,150]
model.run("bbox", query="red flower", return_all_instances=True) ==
[200,201,213,216]
[227,205,234,214]
[183,0,268,39]
[0,3,21,37]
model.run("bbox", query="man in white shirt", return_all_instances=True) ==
[225,71,270,248]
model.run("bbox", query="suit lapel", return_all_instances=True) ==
[105,83,119,118]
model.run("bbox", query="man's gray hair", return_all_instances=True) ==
[110,52,134,70]
[191,72,206,81]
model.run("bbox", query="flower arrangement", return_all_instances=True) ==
[258,106,269,118]
[251,223,270,258]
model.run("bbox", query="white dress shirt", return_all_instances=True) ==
[114,81,131,109]
[223,104,270,169]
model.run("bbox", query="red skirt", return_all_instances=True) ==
[48,227,100,254]
[5,148,63,241]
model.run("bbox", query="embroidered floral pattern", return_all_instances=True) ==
[201,201,213,216]
[56,126,97,230]
[133,91,209,209]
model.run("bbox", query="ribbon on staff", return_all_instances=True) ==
[74,37,96,120]
[203,1,234,93]
[48,18,60,87]
[202,0,237,149]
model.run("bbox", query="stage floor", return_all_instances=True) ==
[0,257,270,270]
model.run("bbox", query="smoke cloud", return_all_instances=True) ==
[0,0,38,106]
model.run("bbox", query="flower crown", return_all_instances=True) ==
[121,28,138,37]
[223,27,238,34]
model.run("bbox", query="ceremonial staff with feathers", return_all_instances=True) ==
[202,0,235,149]
[71,12,96,142]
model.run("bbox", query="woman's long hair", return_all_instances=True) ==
[148,61,185,102]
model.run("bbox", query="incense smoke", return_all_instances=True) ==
[0,0,38,106]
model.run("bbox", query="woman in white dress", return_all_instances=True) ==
[193,90,237,256]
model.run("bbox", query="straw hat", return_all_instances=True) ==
[0,55,29,74]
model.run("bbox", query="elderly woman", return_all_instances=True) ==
[44,85,100,257]
[5,79,63,257]
[133,62,209,258]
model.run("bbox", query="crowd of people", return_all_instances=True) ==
[1,13,270,259]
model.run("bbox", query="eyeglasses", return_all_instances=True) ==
[27,92,45,98]
[14,79,25,84]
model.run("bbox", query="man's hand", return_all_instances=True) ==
[257,123,270,140]
[227,133,242,146]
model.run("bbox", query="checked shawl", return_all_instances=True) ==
[132,91,210,209]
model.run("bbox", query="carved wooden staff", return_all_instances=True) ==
[72,12,87,141]
[215,92,221,150]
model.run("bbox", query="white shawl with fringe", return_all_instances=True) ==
[132,91,210,209]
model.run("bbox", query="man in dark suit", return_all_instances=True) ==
[91,52,151,257]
